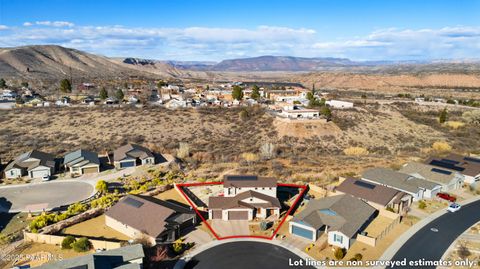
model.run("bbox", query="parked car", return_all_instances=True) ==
[42,175,50,181]
[447,203,461,213]
[436,192,456,202]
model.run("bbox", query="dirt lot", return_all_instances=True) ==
[61,215,130,241]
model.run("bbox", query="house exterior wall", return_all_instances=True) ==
[115,159,136,169]
[224,186,276,197]
[141,157,155,165]
[5,168,24,179]
[105,215,156,245]
[326,100,354,109]
[28,166,52,179]
[328,231,350,249]
[464,174,478,184]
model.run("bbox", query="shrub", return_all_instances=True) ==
[334,247,345,260]
[95,180,108,194]
[445,121,465,129]
[418,200,427,209]
[172,239,184,254]
[241,152,259,164]
[61,236,76,249]
[343,147,369,156]
[354,253,363,261]
[432,141,452,153]
[66,202,87,216]
[260,221,268,231]
[72,237,91,252]
[177,143,190,159]
[462,110,480,124]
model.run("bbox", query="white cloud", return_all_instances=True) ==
[0,23,478,61]
[35,21,75,27]
[23,22,33,27]
[0,25,8,30]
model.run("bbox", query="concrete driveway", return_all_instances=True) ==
[211,220,250,237]
[0,180,95,212]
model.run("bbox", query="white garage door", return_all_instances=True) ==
[30,170,50,178]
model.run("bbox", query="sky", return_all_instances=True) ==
[0,0,479,61]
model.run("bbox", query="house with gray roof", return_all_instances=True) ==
[361,168,441,201]
[399,162,464,192]
[63,149,100,176]
[289,195,377,249]
[106,195,197,245]
[426,153,480,184]
[335,177,412,213]
[113,144,155,169]
[35,244,144,269]
[208,175,281,221]
[4,150,56,179]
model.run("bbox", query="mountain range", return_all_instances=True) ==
[1,45,480,82]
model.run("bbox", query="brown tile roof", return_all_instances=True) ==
[223,175,277,188]
[5,149,55,171]
[113,144,153,162]
[106,195,194,238]
[208,190,281,210]
[335,177,402,206]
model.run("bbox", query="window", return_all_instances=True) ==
[333,234,343,244]
[262,187,265,190]
[255,187,258,190]
[250,198,253,202]
[10,171,14,176]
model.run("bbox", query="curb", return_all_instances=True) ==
[380,195,480,263]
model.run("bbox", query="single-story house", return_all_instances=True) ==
[361,168,441,201]
[113,143,155,169]
[426,154,480,184]
[335,177,412,213]
[4,150,56,179]
[289,195,377,249]
[399,162,464,192]
[208,175,281,220]
[280,105,320,119]
[35,244,144,269]
[105,195,197,245]
[63,149,100,176]
[325,100,354,109]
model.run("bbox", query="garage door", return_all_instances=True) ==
[291,224,313,240]
[228,211,248,220]
[120,161,135,168]
[82,166,99,174]
[212,210,222,219]
[30,170,49,179]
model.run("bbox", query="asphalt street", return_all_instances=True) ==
[184,241,316,269]
[391,199,480,268]
[0,181,94,212]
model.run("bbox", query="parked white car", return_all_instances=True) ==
[447,203,461,213]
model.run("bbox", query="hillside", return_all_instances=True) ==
[0,45,163,81]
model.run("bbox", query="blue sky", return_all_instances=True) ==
[0,0,479,61]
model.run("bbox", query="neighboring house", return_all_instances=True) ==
[63,149,100,176]
[280,105,320,119]
[208,175,281,221]
[426,154,480,184]
[113,143,155,169]
[106,195,197,245]
[289,195,377,249]
[326,100,354,109]
[361,168,441,201]
[399,162,464,192]
[335,177,412,213]
[35,244,144,269]
[4,150,56,179]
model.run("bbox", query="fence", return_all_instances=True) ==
[23,232,122,250]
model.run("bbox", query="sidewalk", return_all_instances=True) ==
[380,195,480,263]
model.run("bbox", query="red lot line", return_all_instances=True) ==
[176,182,307,240]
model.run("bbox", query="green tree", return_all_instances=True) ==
[0,78,6,88]
[439,108,448,123]
[250,85,261,100]
[96,180,108,194]
[115,89,125,101]
[306,91,314,101]
[60,79,72,93]
[72,237,91,252]
[61,236,76,249]
[320,105,332,120]
[205,85,210,91]
[21,82,29,88]
[232,85,244,101]
[99,87,108,100]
